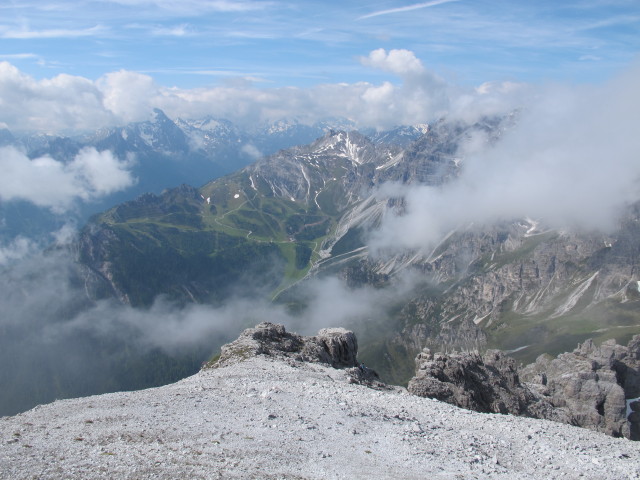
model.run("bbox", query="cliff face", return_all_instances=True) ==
[361,211,640,384]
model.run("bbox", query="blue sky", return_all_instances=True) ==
[1,0,638,87]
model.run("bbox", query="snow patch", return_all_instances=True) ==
[473,313,490,325]
[551,271,599,318]
[523,218,540,237]
[414,123,429,134]
[376,152,403,170]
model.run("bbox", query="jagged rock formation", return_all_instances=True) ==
[408,349,542,415]
[208,322,390,390]
[408,335,640,440]
[209,322,359,369]
[522,336,640,439]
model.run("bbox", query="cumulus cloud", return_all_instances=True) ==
[369,63,640,252]
[0,146,136,212]
[0,62,115,132]
[0,50,527,133]
[96,70,160,124]
[360,48,425,76]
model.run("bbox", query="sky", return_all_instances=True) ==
[0,0,639,132]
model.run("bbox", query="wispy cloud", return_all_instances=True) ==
[0,24,107,39]
[573,14,640,31]
[124,22,189,36]
[0,53,39,60]
[370,63,640,252]
[358,0,459,20]
[105,0,273,14]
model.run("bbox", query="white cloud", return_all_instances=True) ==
[105,0,271,14]
[0,51,528,133]
[0,146,136,212]
[361,48,425,76]
[241,144,262,160]
[0,236,37,266]
[96,70,159,124]
[0,62,115,132]
[69,148,137,197]
[0,25,107,39]
[369,63,640,252]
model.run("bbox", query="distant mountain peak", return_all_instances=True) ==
[150,108,171,123]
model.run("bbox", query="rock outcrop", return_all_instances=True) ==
[521,336,640,439]
[208,322,359,369]
[408,335,640,440]
[408,349,541,415]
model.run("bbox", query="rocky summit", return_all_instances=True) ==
[209,322,359,370]
[2,324,640,480]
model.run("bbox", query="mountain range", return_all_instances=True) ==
[0,113,441,416]
[1,111,404,244]
[3,111,640,419]
[76,114,640,388]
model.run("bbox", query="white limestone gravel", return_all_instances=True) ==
[1,356,639,479]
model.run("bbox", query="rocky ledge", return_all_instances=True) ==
[408,335,640,440]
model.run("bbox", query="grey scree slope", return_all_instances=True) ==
[2,354,640,479]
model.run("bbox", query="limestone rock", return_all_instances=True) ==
[408,335,640,440]
[407,349,540,415]
[209,322,359,369]
[302,327,359,368]
[522,336,640,439]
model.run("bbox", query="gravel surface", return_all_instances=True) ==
[1,356,639,479]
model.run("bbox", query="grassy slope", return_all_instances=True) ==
[93,169,348,306]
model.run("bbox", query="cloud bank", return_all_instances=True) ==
[0,50,526,133]
[370,63,640,252]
